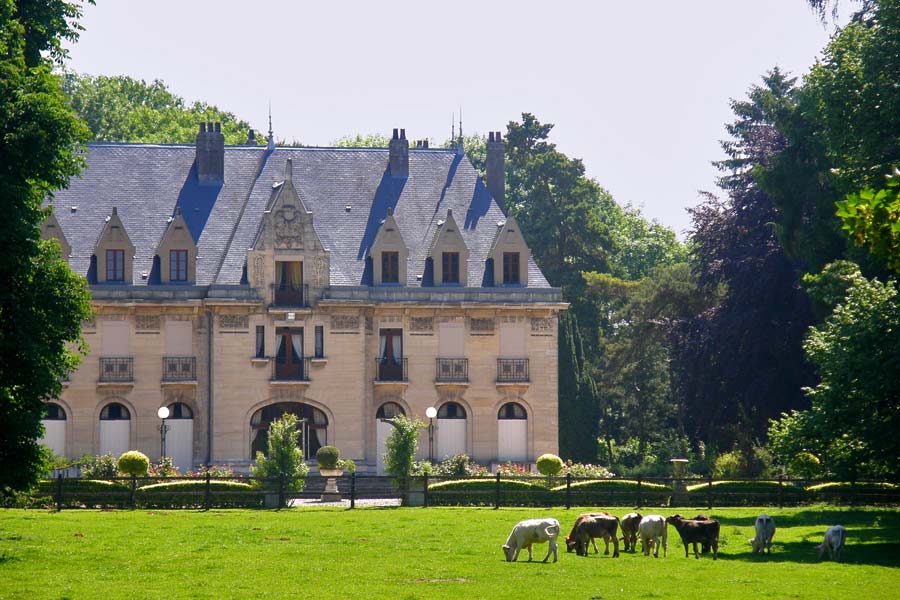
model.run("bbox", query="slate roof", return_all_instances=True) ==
[48,143,551,289]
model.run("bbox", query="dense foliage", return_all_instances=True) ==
[116,451,149,477]
[251,414,309,489]
[382,415,425,480]
[0,0,94,495]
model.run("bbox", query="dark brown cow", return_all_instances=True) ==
[692,514,711,554]
[565,512,613,554]
[666,514,720,560]
[574,515,620,557]
[620,511,642,552]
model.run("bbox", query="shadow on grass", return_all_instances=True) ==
[716,541,900,568]
[711,508,900,530]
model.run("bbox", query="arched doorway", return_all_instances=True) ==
[165,402,193,472]
[497,402,528,462]
[250,402,328,461]
[436,402,467,460]
[99,402,130,457]
[375,402,405,475]
[41,402,66,457]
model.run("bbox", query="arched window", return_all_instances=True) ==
[498,402,527,420]
[100,403,130,420]
[250,402,328,459]
[44,403,67,420]
[167,402,193,419]
[376,402,405,419]
[438,402,466,419]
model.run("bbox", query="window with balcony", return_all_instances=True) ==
[274,327,308,381]
[442,252,460,284]
[170,249,188,282]
[376,328,406,381]
[106,249,125,282]
[382,251,400,284]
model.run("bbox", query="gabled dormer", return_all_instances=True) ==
[489,215,530,286]
[428,209,469,286]
[369,207,408,285]
[156,207,197,284]
[93,207,135,284]
[40,210,71,262]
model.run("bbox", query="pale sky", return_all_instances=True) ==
[64,0,837,236]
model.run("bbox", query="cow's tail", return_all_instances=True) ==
[835,526,846,550]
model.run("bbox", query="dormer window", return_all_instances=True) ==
[170,250,188,282]
[442,252,460,284]
[503,252,520,284]
[106,249,125,282]
[382,252,400,284]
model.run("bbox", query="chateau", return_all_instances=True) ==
[39,123,565,473]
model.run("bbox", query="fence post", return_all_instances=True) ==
[494,472,501,510]
[204,472,211,510]
[707,474,713,510]
[565,473,572,510]
[350,472,356,510]
[778,474,784,509]
[130,475,136,510]
[423,473,429,509]
[637,476,643,509]
[56,473,63,512]
[850,477,857,507]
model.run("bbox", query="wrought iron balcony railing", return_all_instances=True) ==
[375,357,408,382]
[99,357,133,383]
[497,358,530,383]
[270,283,309,308]
[436,358,468,382]
[273,357,312,382]
[162,356,196,382]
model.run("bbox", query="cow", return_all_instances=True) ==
[573,515,620,558]
[816,525,847,562]
[750,515,776,554]
[692,514,712,554]
[502,518,561,563]
[666,514,720,560]
[638,515,667,558]
[565,512,615,554]
[620,511,642,552]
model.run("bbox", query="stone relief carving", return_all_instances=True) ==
[409,317,434,333]
[469,318,495,334]
[330,315,360,332]
[501,315,526,324]
[530,317,553,334]
[314,255,327,286]
[135,315,160,331]
[274,206,304,249]
[253,255,265,288]
[219,314,249,330]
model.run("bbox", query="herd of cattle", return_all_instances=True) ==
[501,513,847,564]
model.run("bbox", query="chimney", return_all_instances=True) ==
[389,127,409,178]
[196,121,225,184]
[246,129,256,145]
[486,131,505,211]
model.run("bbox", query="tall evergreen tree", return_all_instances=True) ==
[558,312,599,462]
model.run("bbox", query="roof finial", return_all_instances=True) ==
[267,101,275,150]
[451,112,455,144]
[456,107,464,155]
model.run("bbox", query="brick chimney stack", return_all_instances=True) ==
[196,121,225,184]
[486,131,505,212]
[389,128,409,178]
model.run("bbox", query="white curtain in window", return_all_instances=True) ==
[290,333,302,360]
[275,334,285,358]
[379,335,387,359]
[391,334,402,362]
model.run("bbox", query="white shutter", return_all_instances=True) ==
[40,421,66,456]
[436,419,466,459]
[376,420,394,475]
[498,420,528,462]
[101,321,129,355]
[166,419,193,472]
[99,421,129,457]
[164,320,192,355]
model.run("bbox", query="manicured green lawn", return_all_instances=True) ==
[1,506,898,600]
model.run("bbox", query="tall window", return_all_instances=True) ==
[442,252,460,284]
[255,326,265,358]
[170,249,188,282]
[314,325,324,358]
[106,249,124,281]
[502,252,520,284]
[382,251,399,283]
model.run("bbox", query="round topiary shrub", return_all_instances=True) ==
[117,451,150,477]
[536,454,564,477]
[789,451,822,479]
[316,446,340,470]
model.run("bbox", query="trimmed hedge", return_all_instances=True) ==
[428,478,559,507]
[555,479,672,506]
[686,480,806,506]
[805,482,900,505]
[135,480,264,509]
[34,479,130,508]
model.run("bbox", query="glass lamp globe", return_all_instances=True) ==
[157,406,170,419]
[425,406,437,419]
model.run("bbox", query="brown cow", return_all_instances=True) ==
[620,511,642,552]
[574,515,620,557]
[666,514,720,560]
[692,514,711,554]
[565,512,614,554]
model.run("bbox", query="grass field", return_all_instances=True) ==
[1,506,898,600]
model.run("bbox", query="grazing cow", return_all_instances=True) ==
[621,512,642,552]
[666,514,720,560]
[750,515,776,554]
[692,514,711,553]
[502,518,561,563]
[573,515,620,558]
[816,525,847,562]
[638,515,668,558]
[566,512,615,554]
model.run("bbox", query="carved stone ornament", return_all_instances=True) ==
[530,317,553,334]
[253,255,265,288]
[469,318,495,334]
[135,315,161,331]
[409,317,434,333]
[219,314,249,330]
[274,206,304,250]
[315,255,327,286]
[330,315,360,332]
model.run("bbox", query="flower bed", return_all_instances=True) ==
[427,478,558,507]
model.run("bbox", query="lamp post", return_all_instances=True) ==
[157,405,170,460]
[425,406,437,464]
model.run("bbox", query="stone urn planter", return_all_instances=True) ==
[319,468,344,502]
